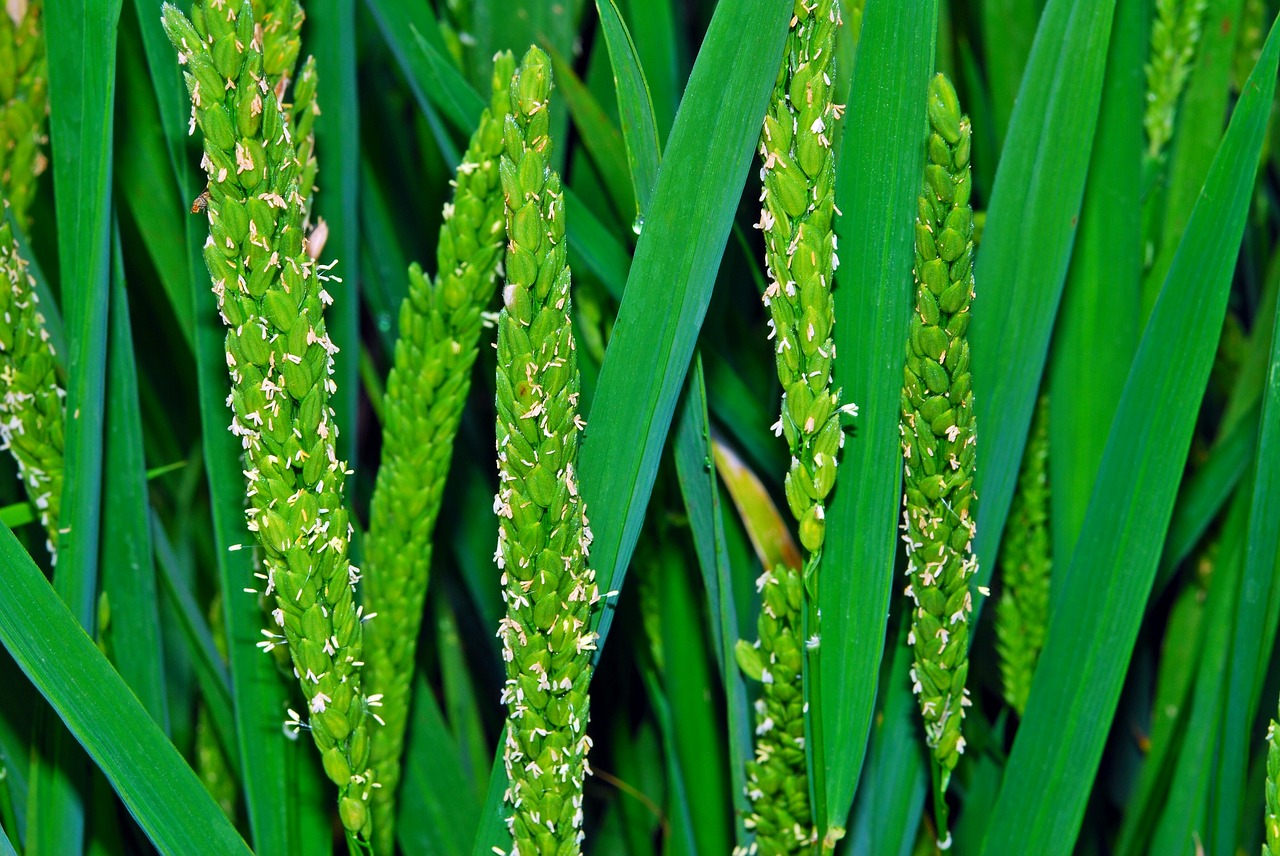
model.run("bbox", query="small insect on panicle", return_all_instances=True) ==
[190,189,210,214]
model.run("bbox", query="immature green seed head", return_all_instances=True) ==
[0,217,63,557]
[494,46,597,856]
[995,395,1051,716]
[249,0,303,87]
[1144,0,1207,160]
[162,0,375,841]
[739,564,812,855]
[0,0,47,229]
[744,3,844,849]
[902,71,977,801]
[362,49,514,856]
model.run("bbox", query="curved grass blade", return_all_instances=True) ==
[547,45,636,218]
[1114,563,1209,856]
[821,0,936,830]
[310,0,360,481]
[396,676,479,856]
[844,616,928,856]
[980,0,1045,147]
[980,22,1280,854]
[713,438,801,575]
[365,0,477,135]
[362,7,633,310]
[0,651,29,846]
[0,522,251,854]
[617,0,680,136]
[650,537,732,856]
[1154,401,1259,594]
[151,511,236,777]
[116,11,194,351]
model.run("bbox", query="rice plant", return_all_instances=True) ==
[0,0,1279,855]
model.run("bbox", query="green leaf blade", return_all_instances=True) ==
[0,525,250,854]
[969,0,1117,589]
[821,0,937,826]
[981,20,1280,854]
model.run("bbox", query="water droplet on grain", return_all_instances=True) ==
[632,213,645,236]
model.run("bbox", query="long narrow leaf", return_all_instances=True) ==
[1148,485,1248,854]
[578,0,787,654]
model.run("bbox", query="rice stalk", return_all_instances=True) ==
[361,50,513,856]
[742,0,847,848]
[493,46,598,855]
[163,1,376,840]
[901,72,977,849]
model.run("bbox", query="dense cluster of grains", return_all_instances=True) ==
[736,565,811,854]
[162,1,375,840]
[289,55,319,225]
[901,73,977,841]
[994,395,1050,716]
[0,0,46,230]
[251,0,303,87]
[743,0,845,848]
[246,0,318,222]
[362,51,513,856]
[493,47,598,855]
[0,220,62,557]
[1144,0,1207,160]
[1266,705,1280,855]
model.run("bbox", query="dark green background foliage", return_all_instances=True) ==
[0,0,1279,854]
